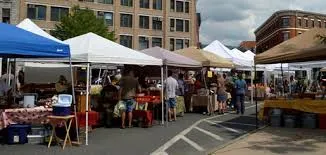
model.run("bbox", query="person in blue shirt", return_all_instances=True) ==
[234,74,247,114]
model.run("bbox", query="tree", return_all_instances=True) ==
[316,34,326,44]
[51,6,115,41]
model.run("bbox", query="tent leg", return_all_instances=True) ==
[165,65,168,127]
[85,63,90,145]
[161,66,164,125]
[7,58,11,86]
[254,64,258,129]
[69,58,80,144]
[251,66,254,105]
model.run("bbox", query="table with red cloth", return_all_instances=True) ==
[134,96,161,127]
[73,111,100,128]
[0,107,52,130]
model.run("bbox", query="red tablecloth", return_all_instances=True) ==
[0,107,52,129]
[74,111,99,127]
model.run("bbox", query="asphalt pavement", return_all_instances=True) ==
[0,102,262,155]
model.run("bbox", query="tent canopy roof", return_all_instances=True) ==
[175,47,234,68]
[255,28,326,64]
[203,40,232,59]
[17,18,65,44]
[0,22,70,58]
[140,47,201,67]
[64,33,162,66]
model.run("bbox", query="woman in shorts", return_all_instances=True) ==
[217,74,227,114]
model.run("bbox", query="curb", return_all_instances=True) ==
[207,125,268,155]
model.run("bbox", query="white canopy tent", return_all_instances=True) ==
[64,33,163,145]
[204,40,252,67]
[15,19,165,145]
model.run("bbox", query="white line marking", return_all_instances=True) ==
[214,121,257,127]
[150,103,262,154]
[180,135,205,152]
[194,126,224,141]
[203,119,242,134]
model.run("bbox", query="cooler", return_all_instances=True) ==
[7,124,31,144]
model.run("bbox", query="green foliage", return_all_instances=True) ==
[51,6,115,41]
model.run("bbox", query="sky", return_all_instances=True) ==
[197,0,326,46]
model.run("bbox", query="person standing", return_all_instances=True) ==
[235,74,247,115]
[165,70,178,121]
[119,69,141,129]
[217,74,227,114]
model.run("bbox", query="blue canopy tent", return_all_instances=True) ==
[0,23,79,144]
[0,22,69,58]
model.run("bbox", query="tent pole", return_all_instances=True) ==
[161,66,164,125]
[281,63,284,96]
[165,65,168,127]
[254,64,258,129]
[69,57,80,144]
[85,63,90,145]
[13,59,17,104]
[7,58,11,86]
[251,65,254,105]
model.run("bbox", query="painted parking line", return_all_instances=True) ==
[150,103,262,155]
[204,119,242,134]
[194,126,224,141]
[180,135,205,151]
[214,121,257,127]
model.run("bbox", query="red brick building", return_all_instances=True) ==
[239,41,256,52]
[255,10,326,54]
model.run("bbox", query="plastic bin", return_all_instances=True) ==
[27,135,45,144]
[52,104,71,116]
[270,114,282,127]
[319,114,326,129]
[302,113,317,129]
[57,94,72,107]
[284,115,296,128]
[7,124,31,144]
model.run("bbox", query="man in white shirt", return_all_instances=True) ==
[165,70,178,121]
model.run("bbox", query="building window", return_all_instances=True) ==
[170,0,175,11]
[305,19,309,27]
[98,12,113,26]
[297,18,302,27]
[176,1,184,12]
[185,39,190,48]
[79,0,95,2]
[283,32,289,41]
[153,0,162,10]
[27,4,47,20]
[318,21,322,28]
[170,38,175,51]
[176,19,184,32]
[50,7,69,21]
[121,0,133,7]
[176,39,184,50]
[2,8,10,24]
[120,14,132,27]
[170,19,175,32]
[120,35,133,48]
[152,17,162,30]
[185,20,189,32]
[282,17,290,27]
[139,15,149,29]
[185,2,189,13]
[152,37,162,47]
[139,36,149,50]
[98,0,113,4]
[311,20,315,28]
[140,0,149,9]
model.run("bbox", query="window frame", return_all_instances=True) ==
[152,37,162,47]
[153,0,162,10]
[185,20,189,32]
[176,19,184,32]
[98,0,113,4]
[185,2,189,13]
[121,0,133,7]
[139,0,150,9]
[138,36,149,50]
[176,1,184,13]
[139,15,150,29]
[120,35,133,48]
[27,4,47,20]
[98,11,114,26]
[175,39,184,50]
[120,13,133,28]
[50,7,69,22]
[152,17,163,30]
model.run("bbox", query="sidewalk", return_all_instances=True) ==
[213,127,326,155]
